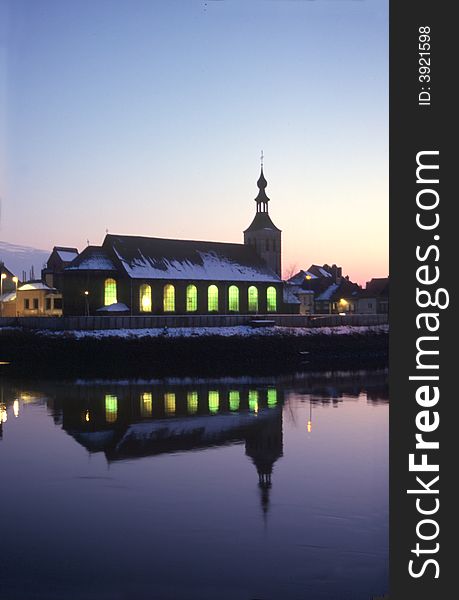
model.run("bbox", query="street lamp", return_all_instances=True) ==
[84,290,89,316]
[12,276,18,316]
[0,273,7,317]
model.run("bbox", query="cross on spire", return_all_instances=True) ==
[260,150,264,168]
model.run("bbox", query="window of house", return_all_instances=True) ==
[267,388,277,407]
[24,299,30,310]
[187,391,198,414]
[267,286,277,312]
[105,394,118,423]
[248,390,259,412]
[229,390,240,411]
[186,284,197,312]
[139,284,152,312]
[45,298,51,310]
[208,285,218,312]
[163,284,175,312]
[104,278,117,306]
[54,298,62,309]
[228,285,239,312]
[208,390,219,414]
[33,298,39,310]
[140,392,152,417]
[248,286,258,312]
[164,392,176,416]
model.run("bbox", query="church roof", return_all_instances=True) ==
[65,246,117,271]
[244,212,281,233]
[103,234,281,282]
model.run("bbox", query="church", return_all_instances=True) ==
[56,165,284,316]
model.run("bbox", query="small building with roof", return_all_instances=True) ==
[357,277,389,314]
[16,281,63,317]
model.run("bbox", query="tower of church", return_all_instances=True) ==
[243,157,282,277]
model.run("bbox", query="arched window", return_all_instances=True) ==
[186,284,197,312]
[163,284,175,312]
[208,285,219,312]
[267,286,277,312]
[139,284,152,312]
[248,286,258,312]
[228,285,239,312]
[105,394,118,423]
[104,278,117,306]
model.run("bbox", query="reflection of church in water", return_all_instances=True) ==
[48,383,284,517]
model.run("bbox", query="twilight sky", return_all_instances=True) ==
[1,0,388,284]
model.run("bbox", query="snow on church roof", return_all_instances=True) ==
[104,234,280,282]
[65,247,117,271]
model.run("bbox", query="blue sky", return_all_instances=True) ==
[1,0,388,283]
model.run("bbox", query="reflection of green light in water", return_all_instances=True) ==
[105,394,118,422]
[229,391,240,411]
[249,390,259,413]
[208,390,219,413]
[187,391,198,414]
[267,388,277,407]
[164,393,176,415]
[141,392,152,416]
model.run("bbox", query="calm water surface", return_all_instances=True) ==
[0,370,388,600]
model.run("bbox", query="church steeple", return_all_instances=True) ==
[243,154,282,278]
[255,151,270,213]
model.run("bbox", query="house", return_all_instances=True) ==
[58,166,284,316]
[16,281,63,317]
[0,263,19,317]
[42,246,79,289]
[287,264,361,314]
[357,277,389,314]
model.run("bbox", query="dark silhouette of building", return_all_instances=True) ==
[54,166,284,316]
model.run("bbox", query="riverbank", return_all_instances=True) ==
[0,324,388,377]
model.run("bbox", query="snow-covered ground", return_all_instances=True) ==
[30,324,389,339]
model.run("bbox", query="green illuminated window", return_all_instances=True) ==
[208,285,219,312]
[228,285,239,312]
[105,394,118,422]
[249,390,259,413]
[104,278,117,306]
[163,284,175,312]
[187,391,198,414]
[140,392,152,417]
[267,286,277,312]
[139,284,152,312]
[186,284,198,312]
[208,390,219,413]
[248,286,258,312]
[164,392,176,416]
[229,390,240,411]
[267,388,277,407]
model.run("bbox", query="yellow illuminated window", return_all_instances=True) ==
[229,390,240,411]
[104,278,117,306]
[186,284,198,312]
[249,390,259,413]
[228,285,239,312]
[187,391,198,414]
[248,286,258,312]
[267,388,277,407]
[208,285,219,312]
[164,392,176,416]
[267,286,277,312]
[139,284,152,312]
[105,394,118,422]
[141,392,152,417]
[208,390,219,413]
[163,284,175,312]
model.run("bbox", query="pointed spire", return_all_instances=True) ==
[255,152,270,212]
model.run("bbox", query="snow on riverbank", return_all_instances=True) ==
[31,324,389,340]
